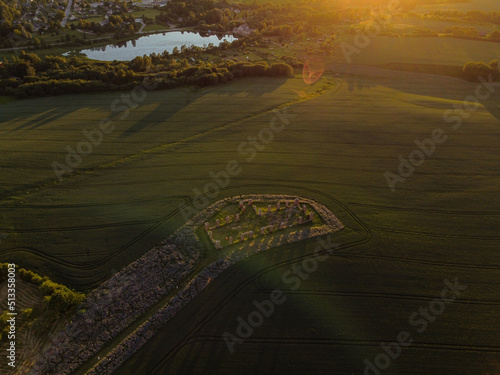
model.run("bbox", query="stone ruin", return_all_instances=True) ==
[203,197,324,250]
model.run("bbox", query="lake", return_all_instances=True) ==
[74,31,237,61]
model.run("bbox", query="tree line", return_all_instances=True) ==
[0,39,295,98]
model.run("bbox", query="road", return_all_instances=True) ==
[61,0,73,27]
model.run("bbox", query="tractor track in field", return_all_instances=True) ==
[1,176,494,193]
[185,336,500,353]
[4,162,500,179]
[365,225,500,240]
[0,195,190,209]
[251,289,500,305]
[349,202,500,216]
[3,150,500,162]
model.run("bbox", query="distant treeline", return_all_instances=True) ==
[379,60,500,83]
[406,9,500,25]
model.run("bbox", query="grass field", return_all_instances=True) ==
[416,0,500,12]
[334,35,500,65]
[1,61,499,373]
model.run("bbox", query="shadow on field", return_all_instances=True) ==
[330,62,500,125]
[10,107,74,132]
[481,101,500,126]
[232,77,289,97]
[118,78,289,137]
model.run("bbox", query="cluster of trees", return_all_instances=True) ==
[155,0,236,29]
[75,14,141,35]
[0,45,295,98]
[443,26,480,38]
[0,263,85,340]
[154,0,375,39]
[0,263,85,313]
[463,60,499,82]
[407,9,500,25]
[368,25,500,42]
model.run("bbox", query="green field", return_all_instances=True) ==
[1,61,499,373]
[335,35,500,65]
[416,0,500,12]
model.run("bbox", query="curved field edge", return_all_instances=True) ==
[30,194,343,375]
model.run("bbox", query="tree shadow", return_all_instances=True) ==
[10,108,74,132]
[119,77,289,138]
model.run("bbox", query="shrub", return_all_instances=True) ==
[463,60,500,81]
[267,62,294,77]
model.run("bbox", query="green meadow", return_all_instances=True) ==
[335,35,500,65]
[1,63,499,373]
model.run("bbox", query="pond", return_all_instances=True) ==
[73,31,237,61]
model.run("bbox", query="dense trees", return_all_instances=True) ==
[0,263,85,313]
[0,41,296,98]
[463,60,500,82]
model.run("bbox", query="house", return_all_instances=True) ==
[232,23,255,37]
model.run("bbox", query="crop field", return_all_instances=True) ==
[0,77,332,289]
[109,66,500,375]
[334,35,500,65]
[416,0,499,12]
[1,59,499,374]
